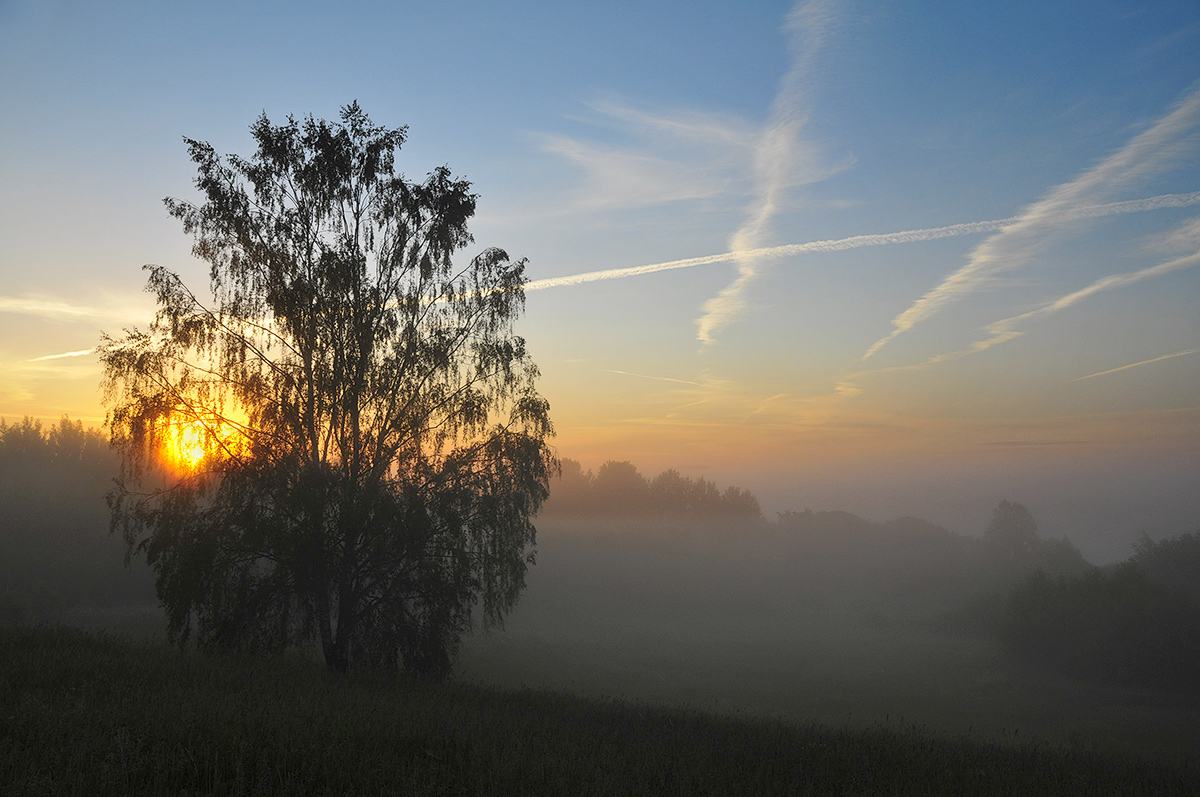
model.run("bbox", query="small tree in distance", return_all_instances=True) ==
[984,499,1039,563]
[101,103,555,677]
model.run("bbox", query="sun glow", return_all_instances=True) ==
[162,419,210,471]
[161,417,239,472]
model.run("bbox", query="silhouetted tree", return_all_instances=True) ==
[1133,531,1200,602]
[550,458,595,507]
[983,500,1039,562]
[101,103,555,677]
[593,461,648,510]
[1000,564,1200,691]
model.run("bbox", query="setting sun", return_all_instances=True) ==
[160,417,244,472]
[162,419,211,471]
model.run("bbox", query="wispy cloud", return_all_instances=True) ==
[863,85,1200,360]
[536,98,767,215]
[696,0,843,346]
[1068,348,1200,382]
[29,348,95,362]
[0,294,151,323]
[1146,215,1200,254]
[524,192,1200,292]
[830,244,1200,398]
[542,128,743,211]
[0,296,107,319]
[604,369,704,387]
[964,247,1200,356]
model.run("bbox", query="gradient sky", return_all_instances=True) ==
[2,1,1198,559]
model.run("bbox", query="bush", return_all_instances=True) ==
[999,564,1200,692]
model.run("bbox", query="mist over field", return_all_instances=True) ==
[741,452,1200,565]
[455,462,1200,763]
[5,422,1199,769]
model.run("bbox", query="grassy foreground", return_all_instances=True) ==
[1,626,1195,796]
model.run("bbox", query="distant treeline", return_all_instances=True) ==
[5,428,1200,695]
[995,531,1200,692]
[0,417,154,624]
[545,459,762,519]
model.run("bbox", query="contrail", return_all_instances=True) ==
[523,191,1200,293]
[867,247,1200,373]
[1068,348,1200,382]
[862,86,1200,360]
[966,248,1200,355]
[0,297,106,318]
[29,348,95,362]
[695,0,840,346]
[605,369,704,386]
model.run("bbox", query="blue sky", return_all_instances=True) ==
[2,1,1198,558]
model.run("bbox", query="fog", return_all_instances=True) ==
[454,460,1200,764]
[742,451,1200,564]
[4,425,1199,766]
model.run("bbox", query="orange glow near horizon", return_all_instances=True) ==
[162,419,211,471]
[160,416,243,473]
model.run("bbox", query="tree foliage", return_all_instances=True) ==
[1000,564,1200,691]
[101,103,555,676]
[983,499,1039,562]
[545,459,761,519]
[1132,530,1200,603]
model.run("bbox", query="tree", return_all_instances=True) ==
[593,460,648,511]
[100,103,555,677]
[983,499,1039,563]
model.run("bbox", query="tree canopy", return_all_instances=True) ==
[544,458,762,519]
[101,103,555,676]
[983,499,1039,561]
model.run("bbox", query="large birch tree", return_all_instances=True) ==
[101,103,555,677]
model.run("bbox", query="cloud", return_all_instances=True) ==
[0,296,107,319]
[831,243,1200,397]
[28,348,95,362]
[1068,348,1200,382]
[542,129,742,210]
[963,247,1200,356]
[696,0,843,346]
[604,369,703,387]
[536,98,770,215]
[524,192,1200,292]
[863,85,1200,360]
[0,294,152,323]
[1146,215,1200,255]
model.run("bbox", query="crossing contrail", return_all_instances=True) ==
[863,86,1200,360]
[1068,348,1200,382]
[523,191,1200,293]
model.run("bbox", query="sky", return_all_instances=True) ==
[1,0,1198,560]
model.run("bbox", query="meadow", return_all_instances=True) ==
[456,516,1200,766]
[3,624,1197,796]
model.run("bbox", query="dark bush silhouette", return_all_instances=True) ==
[999,563,1200,691]
[1132,530,1200,602]
[984,499,1039,561]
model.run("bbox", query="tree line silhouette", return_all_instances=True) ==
[0,417,154,624]
[545,459,762,519]
[995,531,1200,691]
[5,417,1200,692]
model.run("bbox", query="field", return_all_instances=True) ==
[3,625,1197,796]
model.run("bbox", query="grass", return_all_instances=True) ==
[1,625,1197,795]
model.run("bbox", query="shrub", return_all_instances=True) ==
[999,564,1200,691]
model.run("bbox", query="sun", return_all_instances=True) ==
[162,418,214,471]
